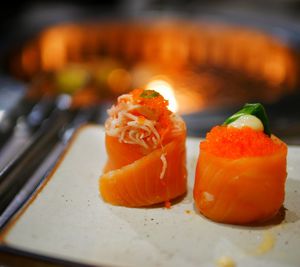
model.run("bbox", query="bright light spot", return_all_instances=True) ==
[146,79,178,112]
[0,110,5,121]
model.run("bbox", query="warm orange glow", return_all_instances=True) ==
[176,88,205,114]
[18,22,296,89]
[146,79,178,113]
[264,51,288,85]
[107,68,132,94]
[40,28,67,70]
[9,21,299,111]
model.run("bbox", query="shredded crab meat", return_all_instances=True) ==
[170,113,184,134]
[105,92,182,179]
[160,153,167,179]
[105,93,162,149]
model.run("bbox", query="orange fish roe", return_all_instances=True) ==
[131,88,169,111]
[130,89,173,143]
[164,201,172,209]
[201,126,285,159]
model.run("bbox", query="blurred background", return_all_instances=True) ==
[1,0,300,140]
[0,0,300,264]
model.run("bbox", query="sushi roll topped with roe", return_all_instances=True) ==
[99,89,187,207]
[194,103,287,224]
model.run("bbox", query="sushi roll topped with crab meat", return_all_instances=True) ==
[99,89,187,207]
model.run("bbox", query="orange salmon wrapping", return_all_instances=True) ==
[194,126,287,225]
[99,89,187,207]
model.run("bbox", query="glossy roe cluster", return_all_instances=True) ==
[201,126,285,159]
[130,88,169,111]
[130,89,172,139]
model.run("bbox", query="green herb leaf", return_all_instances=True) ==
[140,90,160,99]
[223,103,271,136]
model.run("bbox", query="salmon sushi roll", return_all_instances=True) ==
[194,103,287,224]
[99,89,187,207]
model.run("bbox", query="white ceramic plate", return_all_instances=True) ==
[1,125,300,267]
